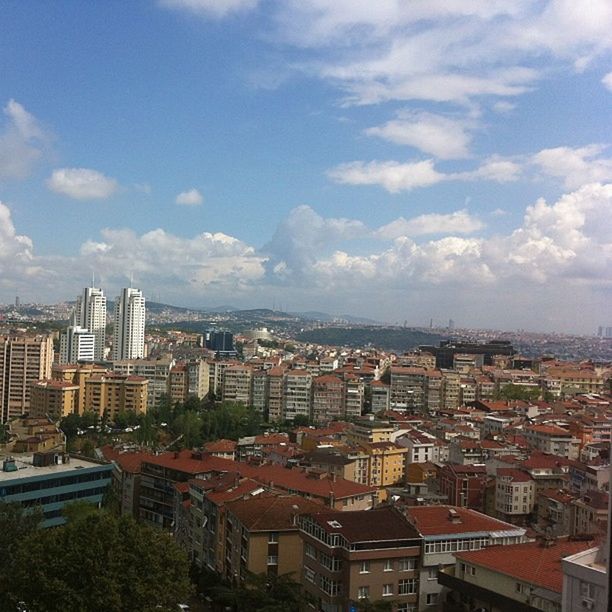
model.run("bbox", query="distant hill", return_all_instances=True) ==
[292,311,381,324]
[295,326,447,351]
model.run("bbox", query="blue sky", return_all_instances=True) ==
[0,0,611,333]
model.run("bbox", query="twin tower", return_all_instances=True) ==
[60,286,146,364]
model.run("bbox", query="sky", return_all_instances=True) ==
[0,0,611,334]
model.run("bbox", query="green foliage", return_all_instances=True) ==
[9,508,192,612]
[0,502,43,611]
[496,383,541,402]
[208,571,308,611]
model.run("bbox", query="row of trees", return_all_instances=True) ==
[0,502,192,612]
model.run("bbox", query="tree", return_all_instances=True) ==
[0,502,43,611]
[496,384,541,402]
[9,508,192,612]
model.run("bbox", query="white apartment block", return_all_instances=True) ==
[59,326,95,364]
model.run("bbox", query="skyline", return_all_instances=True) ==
[1,1,611,333]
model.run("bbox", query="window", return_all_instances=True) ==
[304,566,316,584]
[268,531,278,543]
[469,566,476,576]
[397,605,416,612]
[384,559,394,572]
[427,568,437,581]
[305,543,316,559]
[360,560,370,574]
[358,586,369,600]
[267,555,278,565]
[398,558,416,571]
[398,579,416,595]
[382,584,393,597]
[580,582,594,598]
[426,593,438,606]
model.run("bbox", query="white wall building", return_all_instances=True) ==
[59,326,95,364]
[74,286,107,360]
[112,287,146,361]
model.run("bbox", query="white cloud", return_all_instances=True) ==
[328,156,520,193]
[175,188,204,206]
[365,111,473,159]
[47,168,118,200]
[0,99,50,181]
[532,145,612,189]
[602,71,612,92]
[268,1,612,108]
[376,210,484,239]
[327,159,445,193]
[160,0,258,18]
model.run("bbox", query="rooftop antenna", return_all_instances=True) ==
[91,271,95,288]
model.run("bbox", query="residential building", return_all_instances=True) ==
[73,285,107,361]
[0,334,54,423]
[29,379,79,420]
[84,373,147,420]
[112,287,146,360]
[0,451,112,527]
[494,468,535,525]
[111,357,174,410]
[59,325,95,364]
[390,367,426,411]
[562,546,608,612]
[312,375,345,424]
[300,506,422,612]
[283,370,312,422]
[224,494,323,583]
[438,537,596,612]
[438,464,488,511]
[370,380,390,413]
[222,365,254,406]
[405,505,527,611]
[344,375,364,420]
[523,424,580,460]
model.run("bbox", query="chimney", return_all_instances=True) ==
[448,508,462,524]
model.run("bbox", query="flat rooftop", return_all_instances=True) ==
[0,454,110,482]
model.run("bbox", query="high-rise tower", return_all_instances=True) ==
[74,286,107,360]
[112,287,146,360]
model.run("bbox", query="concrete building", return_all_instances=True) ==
[112,287,146,360]
[562,546,608,612]
[494,467,535,525]
[300,506,422,612]
[224,494,322,584]
[222,365,253,406]
[0,451,112,527]
[0,334,54,423]
[283,370,312,422]
[312,375,345,425]
[111,357,174,410]
[390,367,427,411]
[438,537,596,612]
[84,373,147,420]
[73,286,107,361]
[59,325,95,364]
[523,424,580,460]
[29,379,79,420]
[405,505,526,611]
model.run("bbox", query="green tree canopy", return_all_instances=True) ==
[9,508,192,612]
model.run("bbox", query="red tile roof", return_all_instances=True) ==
[406,505,521,536]
[455,537,596,593]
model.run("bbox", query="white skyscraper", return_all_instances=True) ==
[112,287,146,360]
[59,326,95,364]
[74,286,107,361]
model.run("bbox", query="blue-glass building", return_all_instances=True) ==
[0,451,113,527]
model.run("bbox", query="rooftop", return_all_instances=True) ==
[0,453,110,482]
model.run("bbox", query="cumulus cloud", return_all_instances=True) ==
[0,99,50,181]
[175,188,204,206]
[47,168,118,200]
[532,145,612,189]
[602,71,612,92]
[364,111,473,159]
[160,0,258,18]
[375,210,484,239]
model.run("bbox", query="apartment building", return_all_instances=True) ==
[370,380,390,412]
[222,364,254,405]
[438,464,488,511]
[283,369,313,422]
[344,375,364,420]
[390,367,427,411]
[494,468,535,525]
[0,334,54,422]
[438,537,596,612]
[523,424,580,460]
[224,494,322,583]
[405,505,526,611]
[167,363,189,404]
[111,357,174,410]
[312,375,345,424]
[51,363,107,414]
[84,373,147,420]
[29,379,79,420]
[300,506,422,612]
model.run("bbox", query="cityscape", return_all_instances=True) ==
[1,2,612,612]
